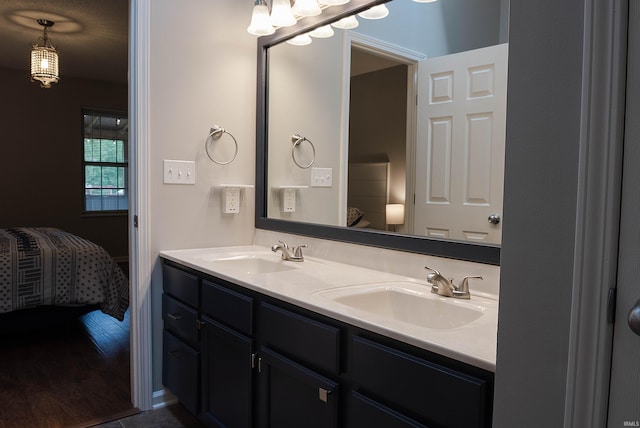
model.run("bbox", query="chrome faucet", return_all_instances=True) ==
[425,266,482,299]
[271,241,306,262]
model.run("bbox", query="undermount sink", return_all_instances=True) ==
[315,282,485,330]
[195,253,295,274]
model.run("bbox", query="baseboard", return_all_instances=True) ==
[152,389,178,410]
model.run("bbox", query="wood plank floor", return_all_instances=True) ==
[0,309,137,428]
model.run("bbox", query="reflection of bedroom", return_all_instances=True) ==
[348,60,407,232]
[0,0,132,425]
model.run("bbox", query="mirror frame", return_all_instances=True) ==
[255,0,501,265]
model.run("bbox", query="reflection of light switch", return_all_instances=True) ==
[222,187,240,213]
[281,188,296,212]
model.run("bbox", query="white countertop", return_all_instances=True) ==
[160,245,498,372]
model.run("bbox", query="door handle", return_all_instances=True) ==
[628,298,640,336]
[488,214,501,224]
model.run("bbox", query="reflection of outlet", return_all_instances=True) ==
[281,188,296,212]
[311,167,332,187]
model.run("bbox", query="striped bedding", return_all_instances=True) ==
[0,227,129,321]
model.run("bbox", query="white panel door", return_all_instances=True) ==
[413,44,508,244]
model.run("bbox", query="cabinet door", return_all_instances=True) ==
[348,391,427,428]
[257,347,339,428]
[163,330,199,415]
[201,316,253,428]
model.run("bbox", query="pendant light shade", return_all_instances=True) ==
[247,0,275,36]
[271,0,297,27]
[358,4,390,19]
[331,15,359,29]
[292,0,322,17]
[30,19,59,88]
[287,34,313,45]
[319,0,350,5]
[309,24,334,38]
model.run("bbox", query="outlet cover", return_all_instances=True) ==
[281,188,296,212]
[164,160,196,184]
[222,187,240,214]
[311,167,332,187]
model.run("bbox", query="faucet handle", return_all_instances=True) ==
[459,275,483,294]
[278,240,289,249]
[293,244,307,258]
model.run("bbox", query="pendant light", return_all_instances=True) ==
[30,19,59,88]
[358,4,390,19]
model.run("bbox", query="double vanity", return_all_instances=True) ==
[160,245,498,427]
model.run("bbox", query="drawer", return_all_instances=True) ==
[163,330,199,415]
[351,335,489,428]
[348,391,427,428]
[163,294,198,348]
[259,302,340,374]
[202,279,253,335]
[163,263,199,307]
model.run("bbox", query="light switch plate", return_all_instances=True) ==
[163,160,196,184]
[311,167,332,187]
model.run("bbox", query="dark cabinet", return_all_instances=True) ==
[258,347,339,428]
[161,259,494,428]
[162,264,200,415]
[200,316,253,428]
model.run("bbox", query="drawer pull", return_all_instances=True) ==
[167,313,183,321]
[319,387,332,403]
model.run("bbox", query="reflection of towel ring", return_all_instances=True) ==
[291,134,316,169]
[205,125,238,165]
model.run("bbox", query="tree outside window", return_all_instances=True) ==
[83,109,128,212]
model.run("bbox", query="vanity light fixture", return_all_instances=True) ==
[247,0,275,36]
[331,15,359,29]
[292,0,322,17]
[270,0,297,27]
[309,24,335,38]
[287,33,313,45]
[358,4,390,19]
[30,19,59,88]
[319,0,351,5]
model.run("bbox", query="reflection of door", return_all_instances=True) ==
[413,44,508,244]
[607,3,640,424]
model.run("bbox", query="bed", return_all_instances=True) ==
[0,227,129,324]
[347,161,390,230]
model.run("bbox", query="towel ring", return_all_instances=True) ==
[291,134,316,169]
[205,125,238,165]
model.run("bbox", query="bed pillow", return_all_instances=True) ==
[347,207,365,227]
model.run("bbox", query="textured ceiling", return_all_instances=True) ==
[0,0,128,84]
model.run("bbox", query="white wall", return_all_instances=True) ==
[148,0,257,390]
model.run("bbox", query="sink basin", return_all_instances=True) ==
[315,282,484,329]
[196,254,295,274]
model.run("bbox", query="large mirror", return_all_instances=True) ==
[256,0,509,265]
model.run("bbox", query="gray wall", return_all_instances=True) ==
[495,0,585,425]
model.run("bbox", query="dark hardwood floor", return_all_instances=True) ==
[0,309,137,428]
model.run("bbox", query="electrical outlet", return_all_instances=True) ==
[311,167,332,187]
[281,188,296,212]
[163,160,196,184]
[222,187,240,214]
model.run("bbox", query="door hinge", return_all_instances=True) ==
[196,319,205,330]
[134,215,139,228]
[607,287,617,324]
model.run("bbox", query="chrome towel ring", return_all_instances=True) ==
[205,125,238,165]
[291,134,316,169]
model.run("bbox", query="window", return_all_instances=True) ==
[83,109,128,212]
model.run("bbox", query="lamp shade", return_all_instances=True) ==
[309,24,335,38]
[358,4,390,19]
[386,204,405,225]
[287,33,313,46]
[331,15,359,29]
[292,0,322,17]
[271,0,297,27]
[247,0,275,36]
